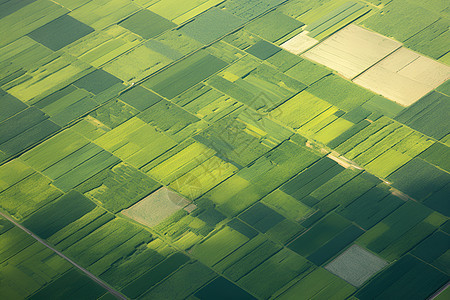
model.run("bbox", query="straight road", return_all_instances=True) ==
[0,211,127,300]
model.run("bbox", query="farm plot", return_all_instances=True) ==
[102,42,173,83]
[356,254,448,300]
[179,8,244,44]
[204,141,319,216]
[237,248,312,299]
[4,52,93,103]
[119,9,176,39]
[0,89,27,123]
[304,1,370,40]
[245,40,281,60]
[195,276,256,300]
[278,267,355,300]
[153,30,203,56]
[395,91,450,140]
[94,117,177,168]
[178,84,243,122]
[68,0,140,30]
[193,116,271,168]
[64,25,143,68]
[209,63,306,112]
[307,74,375,111]
[120,252,190,298]
[0,166,62,220]
[353,47,450,106]
[119,85,162,111]
[244,11,304,43]
[140,261,216,300]
[122,187,191,228]
[412,231,450,273]
[143,50,227,99]
[387,158,450,203]
[0,0,68,47]
[361,0,440,44]
[325,244,388,287]
[281,31,319,55]
[219,0,286,21]
[33,85,98,126]
[303,24,401,79]
[0,219,84,300]
[63,218,153,273]
[76,162,161,212]
[147,0,224,25]
[356,200,434,257]
[138,99,201,137]
[288,212,351,257]
[88,99,139,129]
[22,190,96,239]
[28,14,94,51]
[29,269,107,300]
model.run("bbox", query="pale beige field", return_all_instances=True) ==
[353,47,450,106]
[302,24,401,79]
[280,31,318,55]
[122,186,191,227]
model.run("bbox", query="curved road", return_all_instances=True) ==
[0,211,127,300]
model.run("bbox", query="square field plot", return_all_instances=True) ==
[325,244,388,287]
[303,24,401,79]
[119,9,176,39]
[28,15,94,51]
[353,47,450,106]
[122,187,191,227]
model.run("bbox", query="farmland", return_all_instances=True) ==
[0,0,449,299]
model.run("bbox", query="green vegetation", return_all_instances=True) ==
[119,10,176,39]
[0,1,448,299]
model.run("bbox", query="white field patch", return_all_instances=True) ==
[280,31,318,55]
[354,47,450,106]
[325,244,388,287]
[122,187,191,227]
[302,24,401,79]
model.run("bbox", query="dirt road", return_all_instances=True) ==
[0,211,127,300]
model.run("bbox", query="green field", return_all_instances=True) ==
[0,0,449,299]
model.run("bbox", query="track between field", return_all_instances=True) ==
[0,211,127,300]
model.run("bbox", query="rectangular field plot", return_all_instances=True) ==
[0,89,27,123]
[353,47,450,106]
[325,244,388,287]
[77,162,161,213]
[143,50,227,98]
[304,2,370,40]
[219,0,285,21]
[147,0,224,25]
[22,191,96,239]
[303,24,401,79]
[244,11,303,42]
[122,187,191,228]
[28,14,94,51]
[356,255,448,300]
[119,9,176,39]
[395,91,450,140]
[281,32,319,55]
[68,0,140,30]
[94,117,177,168]
[195,277,255,300]
[278,267,355,300]
[64,25,143,68]
[103,42,173,82]
[179,8,245,44]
